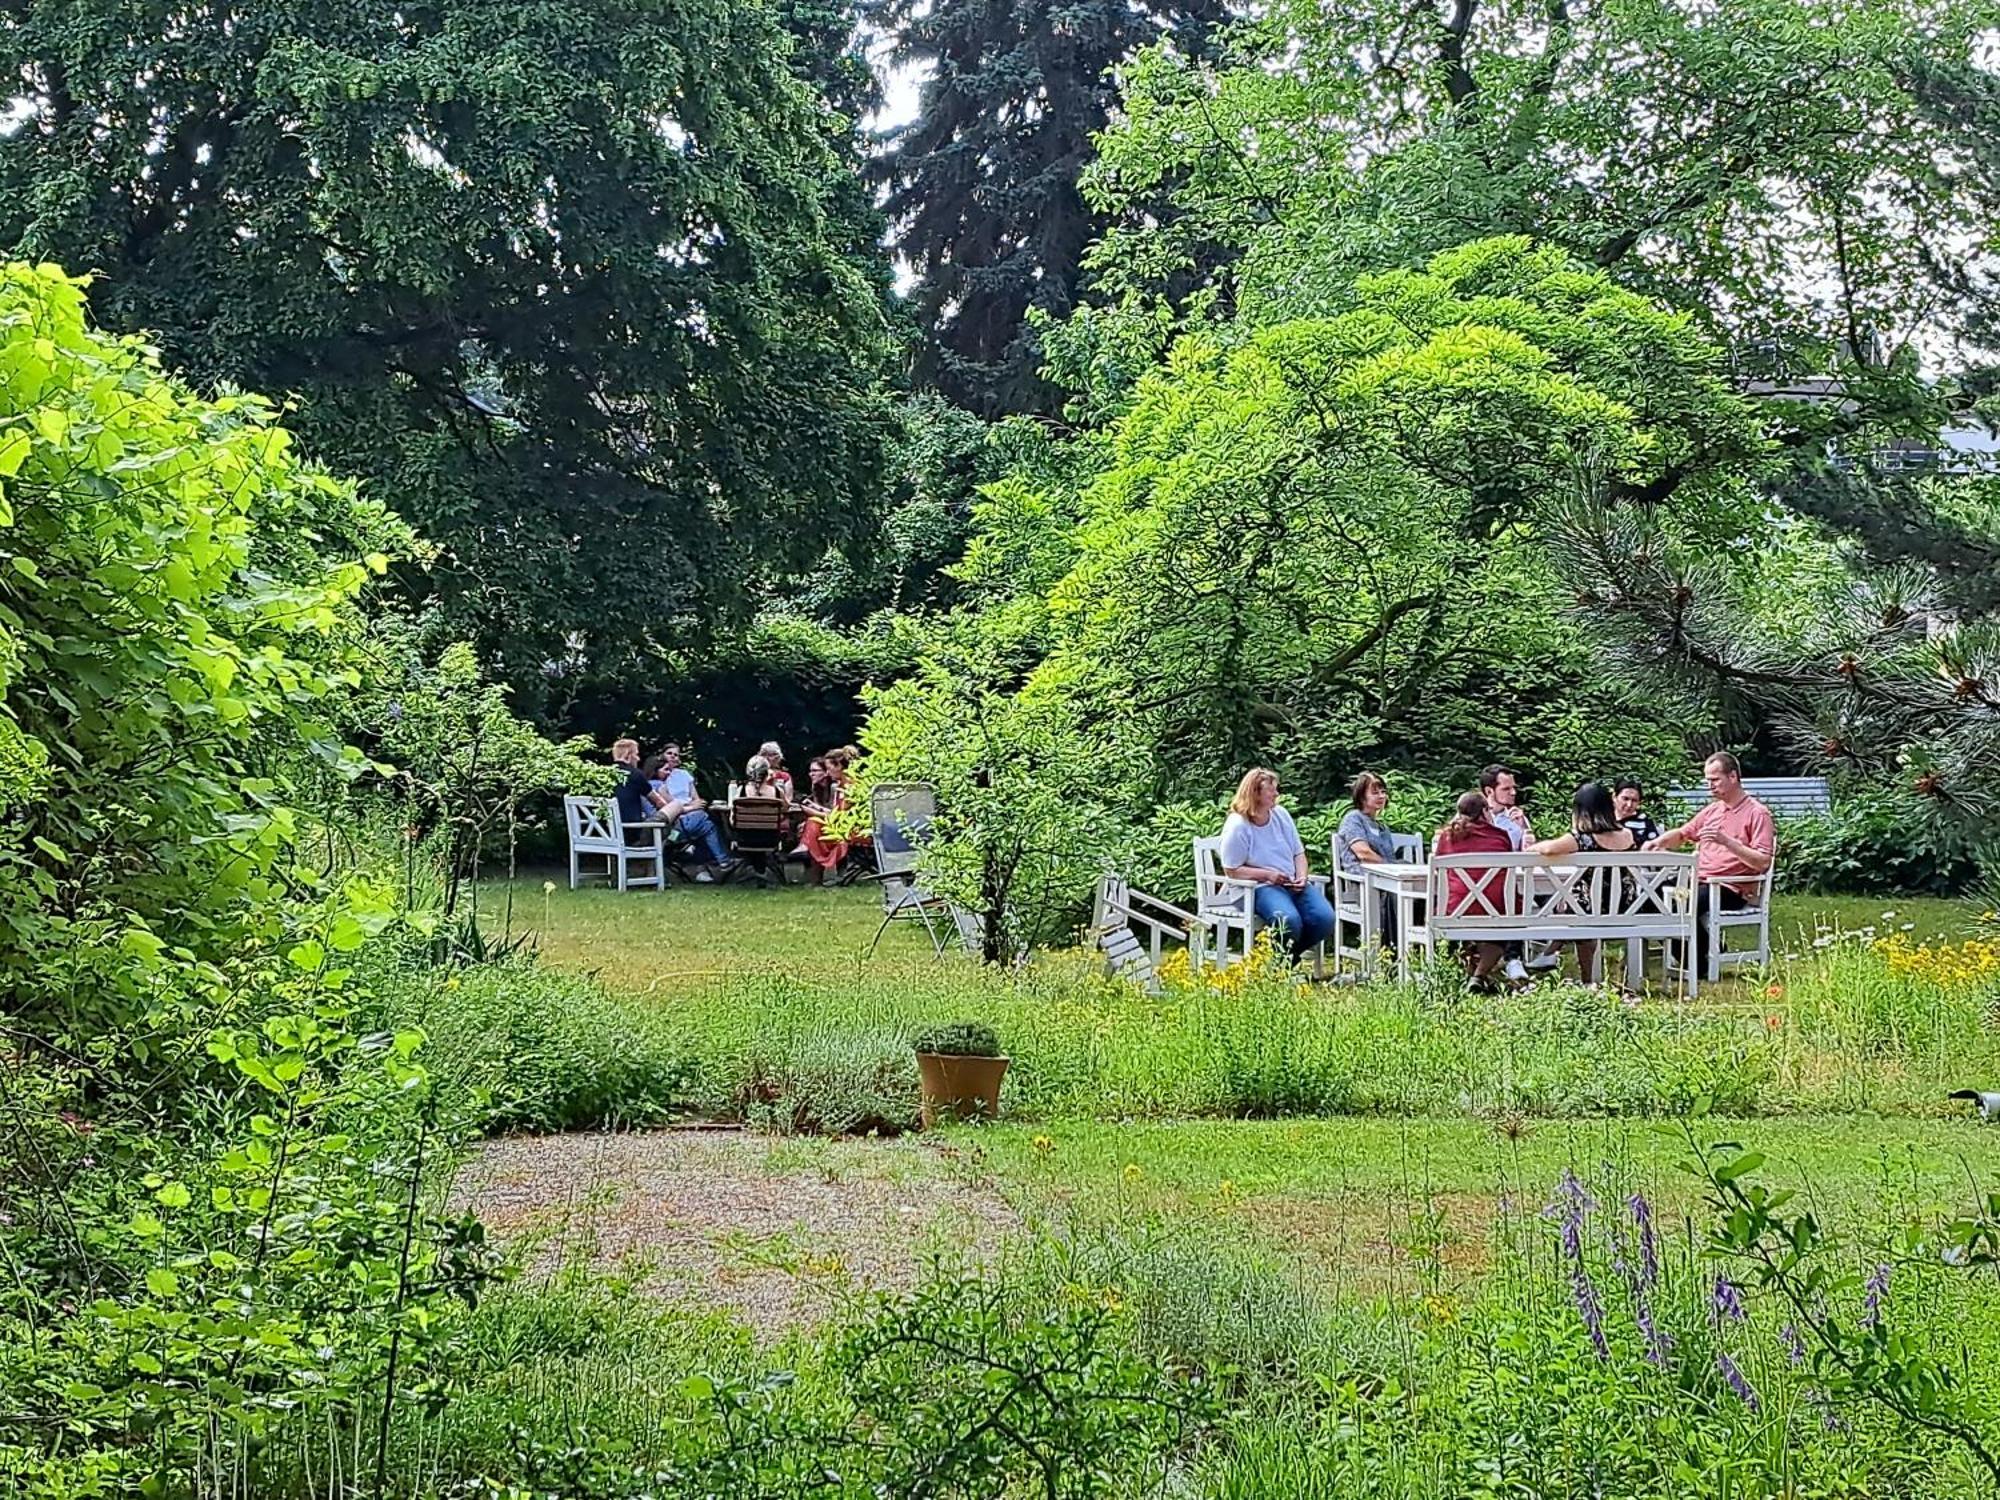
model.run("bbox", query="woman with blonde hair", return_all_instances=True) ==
[1219,767,1333,961]
[756,740,794,801]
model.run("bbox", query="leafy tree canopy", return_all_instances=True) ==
[869,0,1231,416]
[0,261,407,1042]
[0,0,901,702]
[1085,0,1993,419]
[912,240,1772,806]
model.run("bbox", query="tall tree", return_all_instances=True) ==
[0,0,901,706]
[1087,0,1994,423]
[869,0,1230,417]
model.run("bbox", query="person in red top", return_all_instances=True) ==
[1645,751,1776,974]
[1434,791,1515,990]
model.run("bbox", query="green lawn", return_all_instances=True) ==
[475,871,945,996]
[448,873,2000,1323]
[485,874,1977,997]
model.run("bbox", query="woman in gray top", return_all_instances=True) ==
[1218,767,1334,960]
[1336,771,1406,943]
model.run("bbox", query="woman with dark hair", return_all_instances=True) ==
[1531,782,1636,859]
[1530,782,1637,981]
[1434,790,1513,989]
[1336,770,1405,946]
[798,746,872,883]
[1334,772,1398,873]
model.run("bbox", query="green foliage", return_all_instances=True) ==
[387,956,700,1133]
[943,238,1770,803]
[1694,1136,2000,1488]
[858,651,1112,961]
[742,1026,920,1135]
[1,0,900,697]
[868,0,1230,414]
[0,891,504,1498]
[1776,791,1985,897]
[1087,0,1994,386]
[0,261,407,1051]
[577,611,922,788]
[335,619,615,928]
[830,1275,1214,1497]
[912,1020,1003,1058]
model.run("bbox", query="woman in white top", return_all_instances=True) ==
[1218,767,1334,961]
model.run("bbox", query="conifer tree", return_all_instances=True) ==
[869,0,1229,416]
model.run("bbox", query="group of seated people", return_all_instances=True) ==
[611,737,871,883]
[1219,752,1776,989]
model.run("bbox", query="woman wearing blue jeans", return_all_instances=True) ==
[1218,767,1334,961]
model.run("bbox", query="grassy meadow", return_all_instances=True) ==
[375,872,2000,1498]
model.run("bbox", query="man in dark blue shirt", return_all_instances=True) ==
[612,738,662,829]
[611,737,735,881]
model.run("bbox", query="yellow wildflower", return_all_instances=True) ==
[1122,1162,1143,1183]
[1031,1134,1054,1154]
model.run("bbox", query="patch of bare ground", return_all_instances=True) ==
[452,1129,1022,1337]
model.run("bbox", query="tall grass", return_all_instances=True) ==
[379,924,1997,1134]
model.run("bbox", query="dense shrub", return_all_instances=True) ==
[1777,790,1984,896]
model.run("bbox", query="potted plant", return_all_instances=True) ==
[911,1020,1009,1127]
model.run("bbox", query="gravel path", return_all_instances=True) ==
[454,1129,1022,1336]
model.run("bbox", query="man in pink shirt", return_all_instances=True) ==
[1645,751,1776,975]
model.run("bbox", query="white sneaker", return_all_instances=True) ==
[1525,952,1561,972]
[1503,958,1530,984]
[694,869,715,884]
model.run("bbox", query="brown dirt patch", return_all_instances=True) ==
[452,1130,1022,1337]
[1248,1189,1506,1294]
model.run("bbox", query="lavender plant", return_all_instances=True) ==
[1688,1133,2000,1488]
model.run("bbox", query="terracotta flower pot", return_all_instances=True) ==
[915,1051,1010,1128]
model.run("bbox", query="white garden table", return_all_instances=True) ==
[1357,861,1430,981]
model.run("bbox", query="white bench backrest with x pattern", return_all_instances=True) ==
[1426,851,1700,994]
[564,794,664,892]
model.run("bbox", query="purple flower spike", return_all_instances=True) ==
[1627,1192,1659,1289]
[1557,1168,1598,1216]
[1863,1263,1890,1329]
[1780,1322,1806,1366]
[1716,1351,1760,1411]
[1711,1276,1748,1325]
[1549,1170,1595,1264]
[1572,1267,1610,1360]
[1635,1292,1674,1366]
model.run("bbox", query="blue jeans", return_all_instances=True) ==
[677,809,729,865]
[1253,883,1334,959]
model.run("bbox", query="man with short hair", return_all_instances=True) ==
[651,742,734,881]
[1477,764,1551,981]
[1645,752,1776,976]
[1613,779,1660,846]
[1479,765,1530,850]
[612,738,664,832]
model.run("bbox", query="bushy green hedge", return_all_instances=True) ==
[1777,790,1985,897]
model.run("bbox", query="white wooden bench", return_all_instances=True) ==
[564,795,666,892]
[1426,851,1700,996]
[1091,874,1197,993]
[1192,836,1326,976]
[1665,777,1830,819]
